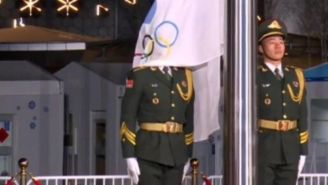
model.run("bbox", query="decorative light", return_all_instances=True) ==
[57,0,79,16]
[124,0,137,5]
[96,4,109,16]
[12,17,26,28]
[20,0,42,16]
[257,15,262,21]
[12,19,17,28]
[19,17,26,27]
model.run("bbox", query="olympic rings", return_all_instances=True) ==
[154,21,179,48]
[137,21,179,63]
[141,34,154,58]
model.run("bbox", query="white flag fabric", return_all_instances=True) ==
[192,58,221,141]
[132,0,225,142]
[132,0,221,67]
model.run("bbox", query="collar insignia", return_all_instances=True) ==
[262,83,271,88]
[151,83,158,87]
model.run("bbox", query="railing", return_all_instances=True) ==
[297,174,328,185]
[1,174,328,185]
[0,175,223,185]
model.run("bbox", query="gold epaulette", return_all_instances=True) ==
[287,67,305,103]
[176,69,193,101]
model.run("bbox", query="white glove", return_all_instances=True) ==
[182,159,190,182]
[126,158,140,185]
[298,155,306,176]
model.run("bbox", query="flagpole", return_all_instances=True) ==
[224,0,257,185]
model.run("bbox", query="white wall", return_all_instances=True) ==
[55,62,126,175]
[0,81,64,175]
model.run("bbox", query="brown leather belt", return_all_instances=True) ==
[258,119,297,132]
[140,122,183,133]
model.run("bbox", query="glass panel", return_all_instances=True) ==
[0,156,11,176]
[0,119,12,176]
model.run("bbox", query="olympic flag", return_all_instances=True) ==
[132,0,225,141]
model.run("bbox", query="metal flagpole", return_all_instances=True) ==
[224,0,257,185]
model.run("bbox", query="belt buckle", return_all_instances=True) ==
[165,122,176,133]
[278,120,289,131]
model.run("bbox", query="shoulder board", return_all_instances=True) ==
[257,65,268,72]
[257,65,264,70]
[286,65,304,70]
[287,65,304,71]
[287,65,296,68]
[133,67,147,72]
[150,67,158,71]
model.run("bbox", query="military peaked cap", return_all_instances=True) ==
[258,19,287,42]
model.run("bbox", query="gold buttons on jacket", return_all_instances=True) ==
[152,98,160,104]
[282,90,286,94]
[283,102,287,106]
[152,92,159,104]
[264,98,271,105]
[171,91,175,94]
[171,116,175,120]
[171,103,175,107]
[283,114,287,119]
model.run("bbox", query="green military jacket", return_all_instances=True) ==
[120,67,194,166]
[257,63,309,164]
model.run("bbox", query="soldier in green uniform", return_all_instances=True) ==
[120,66,194,185]
[257,19,309,185]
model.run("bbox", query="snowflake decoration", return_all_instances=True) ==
[57,0,79,16]
[20,0,42,16]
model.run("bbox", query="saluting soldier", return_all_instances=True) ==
[120,66,194,185]
[257,19,309,185]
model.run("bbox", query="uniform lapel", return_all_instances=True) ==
[152,67,172,87]
[172,68,181,87]
[260,63,276,82]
